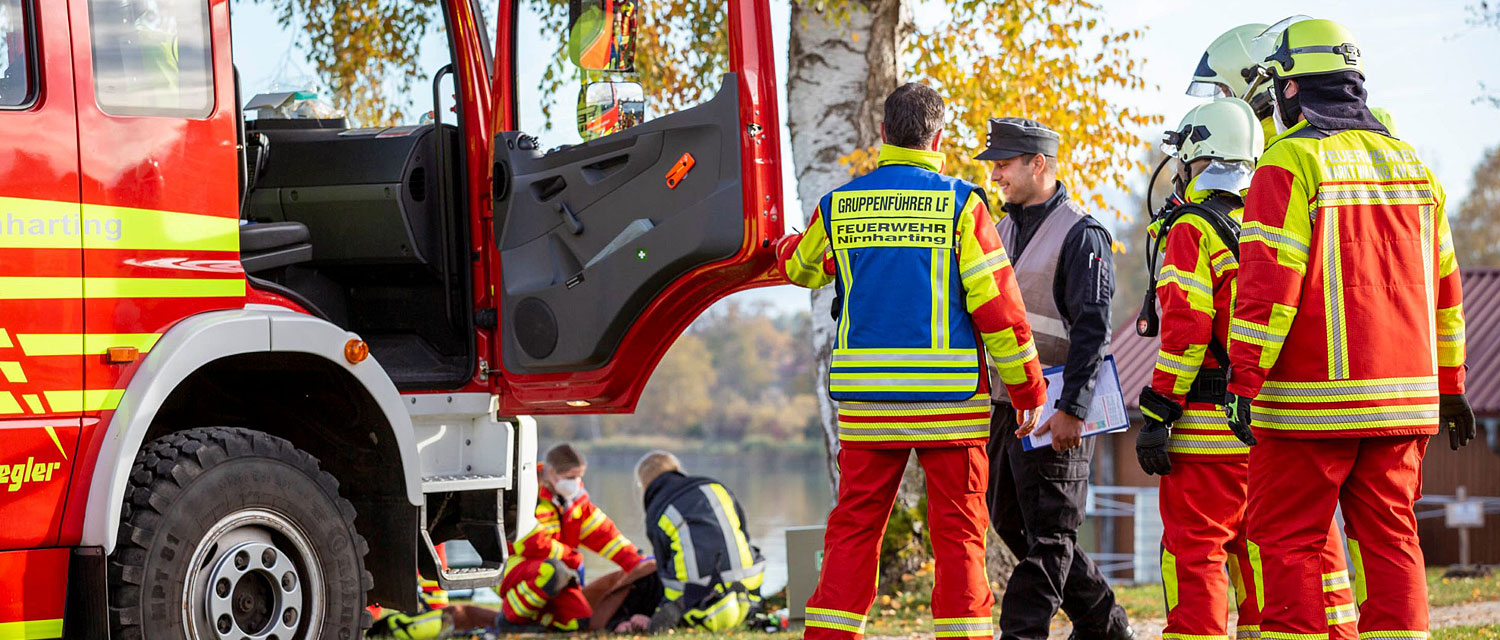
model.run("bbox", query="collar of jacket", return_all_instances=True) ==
[642,470,686,507]
[1266,119,1313,147]
[876,143,945,172]
[1183,175,1244,223]
[1001,180,1070,219]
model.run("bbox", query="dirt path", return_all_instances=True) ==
[862,601,1500,639]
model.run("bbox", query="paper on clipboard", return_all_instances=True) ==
[1023,355,1129,451]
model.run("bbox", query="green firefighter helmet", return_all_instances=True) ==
[1261,18,1363,79]
[1163,98,1263,164]
[1187,23,1269,99]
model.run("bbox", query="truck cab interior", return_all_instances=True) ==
[231,9,476,391]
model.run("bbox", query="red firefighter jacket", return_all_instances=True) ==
[508,473,643,573]
[1227,120,1465,439]
[1149,177,1249,458]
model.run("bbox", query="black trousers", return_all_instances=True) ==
[987,406,1128,640]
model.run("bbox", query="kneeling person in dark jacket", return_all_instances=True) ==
[635,450,765,633]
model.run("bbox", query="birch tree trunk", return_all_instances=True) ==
[787,0,908,492]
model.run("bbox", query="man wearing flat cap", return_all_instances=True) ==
[979,118,1132,640]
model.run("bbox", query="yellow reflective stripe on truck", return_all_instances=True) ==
[0,197,238,251]
[0,277,244,300]
[17,333,161,356]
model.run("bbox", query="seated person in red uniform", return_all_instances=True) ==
[472,443,645,632]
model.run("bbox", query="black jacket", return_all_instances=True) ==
[999,182,1114,418]
[643,471,764,607]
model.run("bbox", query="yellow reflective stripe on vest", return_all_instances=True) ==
[1326,602,1358,625]
[1315,182,1435,208]
[1166,433,1250,455]
[1322,570,1351,592]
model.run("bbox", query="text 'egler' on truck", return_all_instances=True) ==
[0,1,784,638]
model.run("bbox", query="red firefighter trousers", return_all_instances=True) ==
[1160,459,1356,640]
[1248,435,1429,640]
[804,446,992,640]
[498,558,591,631]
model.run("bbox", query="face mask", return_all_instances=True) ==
[552,477,582,500]
[1271,77,1301,134]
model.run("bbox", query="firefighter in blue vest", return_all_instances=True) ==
[777,82,1047,640]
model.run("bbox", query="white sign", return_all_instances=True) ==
[1446,501,1485,528]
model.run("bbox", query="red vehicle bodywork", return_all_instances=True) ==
[0,0,782,634]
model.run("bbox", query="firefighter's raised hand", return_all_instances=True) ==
[1223,392,1257,446]
[1015,407,1040,435]
[1440,394,1477,451]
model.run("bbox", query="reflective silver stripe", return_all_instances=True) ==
[662,577,686,592]
[1212,253,1238,274]
[961,253,1010,281]
[839,424,989,437]
[1259,381,1437,400]
[1358,633,1427,640]
[1238,630,1262,639]
[992,341,1037,366]
[1323,207,1348,380]
[829,376,975,387]
[1318,188,1433,202]
[832,352,976,363]
[664,505,700,582]
[700,484,745,573]
[805,611,866,630]
[1155,353,1199,375]
[1240,225,1310,255]
[934,622,993,632]
[1231,323,1286,344]
[1438,332,1463,342]
[1439,235,1454,257]
[1160,267,1213,297]
[1168,438,1251,450]
[1323,575,1351,589]
[1421,205,1438,376]
[838,398,991,412]
[1326,604,1358,622]
[1253,408,1440,426]
[1027,312,1069,339]
[1176,413,1228,426]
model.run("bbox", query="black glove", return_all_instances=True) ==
[1223,392,1257,446]
[1136,388,1181,475]
[1441,394,1476,451]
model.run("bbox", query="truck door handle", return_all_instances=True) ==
[556,201,585,235]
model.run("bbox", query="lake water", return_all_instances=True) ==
[575,448,834,595]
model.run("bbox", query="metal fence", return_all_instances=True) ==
[1083,486,1500,585]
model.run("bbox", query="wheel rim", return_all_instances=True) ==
[183,509,323,640]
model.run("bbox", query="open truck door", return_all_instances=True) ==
[490,0,783,414]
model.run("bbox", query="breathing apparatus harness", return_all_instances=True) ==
[1136,155,1243,403]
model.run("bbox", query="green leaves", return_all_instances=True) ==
[252,0,439,126]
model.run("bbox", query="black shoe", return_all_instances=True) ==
[1068,623,1135,640]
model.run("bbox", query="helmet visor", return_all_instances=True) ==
[1186,81,1231,98]
[1194,160,1255,195]
[1251,15,1312,61]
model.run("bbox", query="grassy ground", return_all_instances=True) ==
[448,566,1500,639]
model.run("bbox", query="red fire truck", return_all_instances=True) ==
[0,0,783,637]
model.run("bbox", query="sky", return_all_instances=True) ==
[230,0,1500,314]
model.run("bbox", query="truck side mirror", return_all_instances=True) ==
[568,0,637,72]
[576,81,645,141]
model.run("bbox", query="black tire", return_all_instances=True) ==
[108,427,372,640]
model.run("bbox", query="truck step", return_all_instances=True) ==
[418,494,511,591]
[422,473,508,493]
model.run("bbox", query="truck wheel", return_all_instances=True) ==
[108,427,372,640]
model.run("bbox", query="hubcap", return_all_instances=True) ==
[183,510,322,640]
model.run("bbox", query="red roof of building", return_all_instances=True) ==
[1115,267,1500,415]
